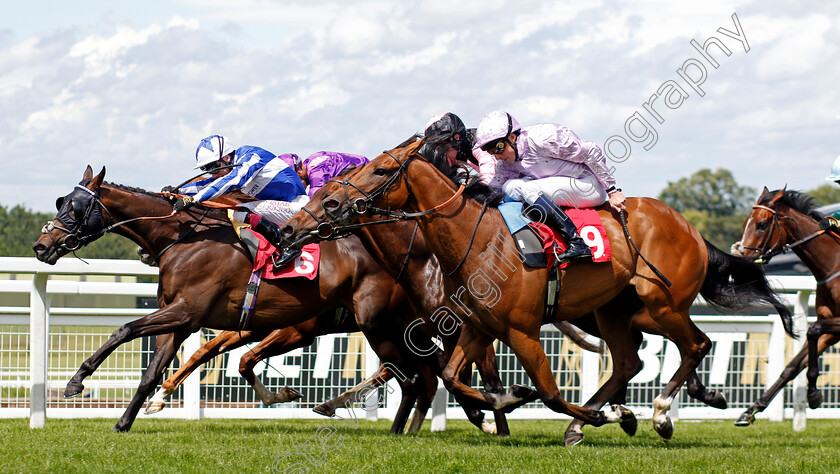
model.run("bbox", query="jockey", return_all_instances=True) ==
[419,112,496,185]
[293,151,369,198]
[473,111,626,261]
[174,135,308,267]
[819,155,840,230]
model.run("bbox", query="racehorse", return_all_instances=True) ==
[734,188,840,425]
[281,138,794,442]
[283,166,744,445]
[31,166,454,433]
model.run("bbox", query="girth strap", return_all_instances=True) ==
[543,267,562,324]
[238,267,264,331]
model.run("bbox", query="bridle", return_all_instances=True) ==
[742,203,825,263]
[304,149,466,240]
[42,182,209,261]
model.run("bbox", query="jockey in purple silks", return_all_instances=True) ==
[294,151,370,198]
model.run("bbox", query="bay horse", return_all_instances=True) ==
[283,168,744,445]
[734,188,840,425]
[31,166,459,433]
[281,138,794,442]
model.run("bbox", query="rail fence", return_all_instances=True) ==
[1,257,836,431]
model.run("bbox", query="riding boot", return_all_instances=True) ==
[530,194,592,261]
[251,216,301,269]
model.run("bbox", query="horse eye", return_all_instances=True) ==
[756,221,769,231]
[373,168,388,176]
[67,201,77,220]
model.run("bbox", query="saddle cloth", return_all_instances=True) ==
[229,210,320,280]
[497,201,611,268]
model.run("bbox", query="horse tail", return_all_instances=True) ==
[700,239,795,338]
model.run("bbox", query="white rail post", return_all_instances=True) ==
[182,332,202,419]
[430,380,447,432]
[364,338,379,421]
[580,346,600,405]
[766,316,785,422]
[29,273,49,429]
[792,289,811,431]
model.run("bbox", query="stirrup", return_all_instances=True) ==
[271,248,301,270]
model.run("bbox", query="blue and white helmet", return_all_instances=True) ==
[195,135,235,169]
[827,155,840,182]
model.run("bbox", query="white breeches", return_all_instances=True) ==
[231,195,311,227]
[502,172,607,208]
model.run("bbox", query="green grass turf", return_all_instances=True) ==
[2,418,840,473]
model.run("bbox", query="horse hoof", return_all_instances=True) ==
[144,401,166,415]
[313,404,335,417]
[808,390,823,410]
[615,405,638,436]
[564,430,584,447]
[281,386,303,402]
[481,421,497,435]
[64,382,84,399]
[706,390,728,410]
[734,409,756,427]
[654,416,674,440]
[112,424,131,433]
[499,385,537,413]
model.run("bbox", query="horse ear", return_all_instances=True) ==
[768,188,785,205]
[88,166,106,190]
[83,165,94,181]
[406,137,426,156]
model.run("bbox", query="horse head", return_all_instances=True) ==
[33,165,108,264]
[282,137,426,246]
[737,186,820,264]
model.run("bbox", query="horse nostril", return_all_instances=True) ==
[281,225,294,238]
[323,199,339,210]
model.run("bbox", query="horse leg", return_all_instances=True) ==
[503,328,612,427]
[563,309,641,446]
[475,343,510,436]
[238,328,319,406]
[114,331,189,432]
[806,319,840,409]
[406,363,437,433]
[736,333,840,426]
[64,302,192,398]
[315,365,391,417]
[146,329,268,414]
[685,370,727,409]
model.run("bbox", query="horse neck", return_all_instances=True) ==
[358,221,444,301]
[403,160,516,280]
[99,185,184,255]
[783,206,840,281]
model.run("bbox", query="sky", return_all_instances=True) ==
[1,0,838,212]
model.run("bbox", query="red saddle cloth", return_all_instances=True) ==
[249,232,320,280]
[528,208,611,268]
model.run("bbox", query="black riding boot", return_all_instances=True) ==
[252,216,301,269]
[530,194,592,261]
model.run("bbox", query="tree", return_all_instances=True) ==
[0,204,137,259]
[658,168,756,251]
[806,184,840,207]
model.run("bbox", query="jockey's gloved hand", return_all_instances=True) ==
[174,196,195,212]
[819,216,840,230]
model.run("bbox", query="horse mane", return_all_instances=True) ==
[104,182,170,201]
[402,134,504,207]
[761,189,824,221]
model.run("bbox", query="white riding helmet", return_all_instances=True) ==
[473,111,521,150]
[195,135,235,169]
[827,155,840,182]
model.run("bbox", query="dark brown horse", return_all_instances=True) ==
[31,166,450,433]
[281,139,794,442]
[734,188,840,425]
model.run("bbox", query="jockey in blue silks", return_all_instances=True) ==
[820,155,840,230]
[174,134,308,267]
